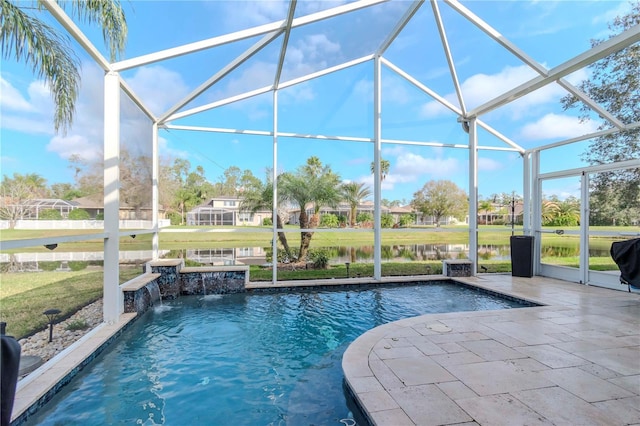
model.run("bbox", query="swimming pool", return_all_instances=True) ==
[24,282,532,425]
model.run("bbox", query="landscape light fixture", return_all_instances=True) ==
[43,309,61,343]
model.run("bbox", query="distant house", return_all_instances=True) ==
[13,197,162,220]
[186,196,270,226]
[73,196,161,220]
[287,201,417,226]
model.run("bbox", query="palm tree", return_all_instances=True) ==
[1,0,128,134]
[541,200,560,225]
[239,173,292,258]
[370,158,390,182]
[478,200,492,225]
[280,157,342,261]
[341,182,372,227]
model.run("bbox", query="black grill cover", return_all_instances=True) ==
[610,238,640,286]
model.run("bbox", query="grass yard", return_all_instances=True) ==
[0,268,140,339]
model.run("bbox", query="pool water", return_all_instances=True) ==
[26,282,530,425]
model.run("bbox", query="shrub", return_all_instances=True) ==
[39,209,62,220]
[309,248,330,269]
[399,214,414,227]
[262,217,273,226]
[320,213,339,228]
[356,212,373,224]
[167,212,182,225]
[95,212,104,220]
[381,213,395,228]
[68,208,90,220]
[66,319,89,331]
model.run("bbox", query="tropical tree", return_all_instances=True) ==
[169,159,211,224]
[541,200,560,225]
[280,157,342,261]
[239,171,292,258]
[478,200,493,225]
[561,2,640,224]
[370,158,390,181]
[411,180,468,227]
[1,0,128,134]
[0,173,45,227]
[341,182,372,227]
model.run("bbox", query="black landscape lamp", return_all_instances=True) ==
[345,262,350,278]
[43,309,61,343]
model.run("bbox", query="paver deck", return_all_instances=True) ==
[343,275,640,425]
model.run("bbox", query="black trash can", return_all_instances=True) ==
[510,235,534,278]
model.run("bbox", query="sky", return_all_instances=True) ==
[0,0,634,205]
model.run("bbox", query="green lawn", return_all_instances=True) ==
[0,268,140,339]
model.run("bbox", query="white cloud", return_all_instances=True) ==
[592,2,632,25]
[1,78,36,112]
[127,66,190,117]
[519,113,598,140]
[420,100,449,118]
[419,65,589,120]
[47,134,101,162]
[0,77,55,134]
[395,152,461,178]
[478,157,503,172]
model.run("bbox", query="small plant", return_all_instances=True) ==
[66,319,89,331]
[309,249,330,269]
[262,217,273,226]
[68,208,90,220]
[320,213,339,228]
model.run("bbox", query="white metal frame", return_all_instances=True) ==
[2,0,638,323]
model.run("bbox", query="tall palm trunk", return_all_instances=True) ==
[275,214,291,258]
[298,210,313,261]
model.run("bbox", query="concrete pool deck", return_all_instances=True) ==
[10,275,639,425]
[343,275,640,425]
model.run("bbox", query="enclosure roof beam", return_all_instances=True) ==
[468,25,640,118]
[119,78,157,121]
[530,121,640,153]
[165,55,374,122]
[112,0,386,71]
[41,1,111,72]
[431,0,466,116]
[443,0,626,130]
[158,30,282,124]
[383,58,525,153]
[377,0,423,56]
[274,0,297,89]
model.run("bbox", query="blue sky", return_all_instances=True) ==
[0,0,633,204]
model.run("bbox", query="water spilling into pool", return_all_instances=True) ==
[26,282,531,425]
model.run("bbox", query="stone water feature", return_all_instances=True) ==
[121,260,250,315]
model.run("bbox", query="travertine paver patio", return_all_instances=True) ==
[343,275,640,426]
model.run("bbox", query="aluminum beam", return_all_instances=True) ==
[103,72,121,323]
[431,0,466,115]
[373,56,382,281]
[113,0,387,71]
[158,30,282,124]
[443,0,626,129]
[41,0,111,72]
[469,25,640,118]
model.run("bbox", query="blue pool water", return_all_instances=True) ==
[26,282,531,425]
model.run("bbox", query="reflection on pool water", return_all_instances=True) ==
[26,282,532,425]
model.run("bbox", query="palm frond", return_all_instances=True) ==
[1,0,80,134]
[67,0,127,61]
